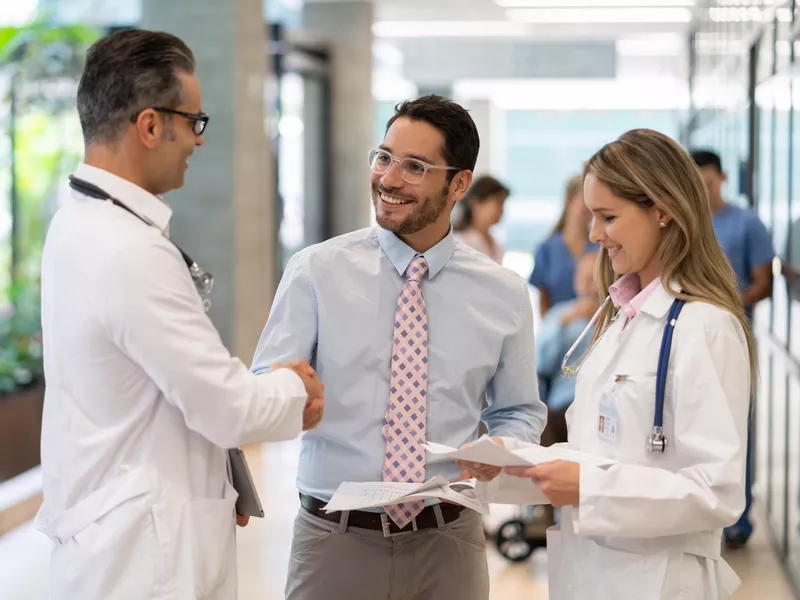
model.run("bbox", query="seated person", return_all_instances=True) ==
[536,251,599,445]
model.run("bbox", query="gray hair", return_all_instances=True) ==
[77,29,195,145]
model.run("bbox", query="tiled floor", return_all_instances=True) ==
[0,439,795,599]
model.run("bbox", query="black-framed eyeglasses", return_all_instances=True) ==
[133,107,209,135]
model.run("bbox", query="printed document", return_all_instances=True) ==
[324,476,488,515]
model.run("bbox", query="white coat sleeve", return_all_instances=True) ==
[574,321,750,538]
[102,236,308,450]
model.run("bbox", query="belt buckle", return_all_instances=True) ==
[380,513,417,537]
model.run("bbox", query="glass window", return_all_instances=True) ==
[788,375,800,572]
[500,108,679,255]
[769,361,788,539]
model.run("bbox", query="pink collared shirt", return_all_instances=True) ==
[609,273,661,326]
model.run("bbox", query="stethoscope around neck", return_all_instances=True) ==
[560,293,687,454]
[68,175,214,311]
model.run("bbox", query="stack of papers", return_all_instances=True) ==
[424,437,617,505]
[424,437,616,469]
[324,476,488,515]
[323,438,618,512]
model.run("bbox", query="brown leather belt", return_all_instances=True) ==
[299,493,465,537]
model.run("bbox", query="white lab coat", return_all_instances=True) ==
[35,163,309,599]
[518,281,749,599]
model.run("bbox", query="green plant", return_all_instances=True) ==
[0,275,42,395]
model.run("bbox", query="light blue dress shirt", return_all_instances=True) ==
[251,226,546,503]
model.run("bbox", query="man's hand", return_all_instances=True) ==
[272,361,325,430]
[455,437,505,482]
[236,513,250,527]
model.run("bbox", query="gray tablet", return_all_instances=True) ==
[228,448,265,518]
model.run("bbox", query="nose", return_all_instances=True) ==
[380,159,405,189]
[195,134,205,147]
[589,217,603,244]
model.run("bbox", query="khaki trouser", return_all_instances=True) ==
[285,507,490,600]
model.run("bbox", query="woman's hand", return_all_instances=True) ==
[504,460,580,507]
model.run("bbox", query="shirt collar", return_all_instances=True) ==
[73,163,173,235]
[609,273,665,320]
[376,226,455,280]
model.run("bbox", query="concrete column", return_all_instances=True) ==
[140,0,275,359]
[456,97,507,180]
[302,0,373,235]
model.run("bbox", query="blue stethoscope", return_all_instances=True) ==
[561,295,686,453]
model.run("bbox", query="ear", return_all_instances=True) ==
[450,170,473,204]
[133,109,164,149]
[655,207,672,226]
[721,171,728,183]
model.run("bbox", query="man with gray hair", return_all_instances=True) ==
[36,28,324,599]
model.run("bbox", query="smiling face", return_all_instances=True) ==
[370,117,470,248]
[584,173,667,286]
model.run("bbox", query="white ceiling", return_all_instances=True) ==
[373,0,700,42]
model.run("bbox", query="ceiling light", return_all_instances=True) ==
[372,21,532,38]
[497,0,694,6]
[708,6,792,21]
[506,7,693,23]
[616,38,684,56]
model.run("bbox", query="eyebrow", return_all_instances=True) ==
[378,144,436,165]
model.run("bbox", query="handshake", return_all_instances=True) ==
[271,360,325,431]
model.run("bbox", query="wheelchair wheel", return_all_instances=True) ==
[494,518,536,562]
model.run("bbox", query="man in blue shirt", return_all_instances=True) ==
[692,150,775,549]
[252,95,546,600]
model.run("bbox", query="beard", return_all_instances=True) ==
[372,181,450,236]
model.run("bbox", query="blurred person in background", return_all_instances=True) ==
[537,250,599,447]
[524,250,599,534]
[453,175,510,264]
[691,149,775,550]
[529,173,597,317]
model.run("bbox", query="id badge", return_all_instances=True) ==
[597,390,619,444]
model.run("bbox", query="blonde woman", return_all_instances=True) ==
[499,130,755,599]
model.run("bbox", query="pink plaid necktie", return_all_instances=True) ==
[382,256,429,529]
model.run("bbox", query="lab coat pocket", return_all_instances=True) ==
[188,480,238,598]
[585,540,669,600]
[52,492,160,598]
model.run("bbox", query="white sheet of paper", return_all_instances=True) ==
[323,476,489,515]
[424,438,534,467]
[403,479,489,515]
[476,473,550,505]
[425,438,617,469]
[322,476,451,513]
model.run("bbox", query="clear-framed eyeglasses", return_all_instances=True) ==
[368,148,459,185]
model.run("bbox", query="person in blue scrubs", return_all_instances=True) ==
[529,174,597,317]
[692,149,775,549]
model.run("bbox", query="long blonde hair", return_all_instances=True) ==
[585,129,757,390]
